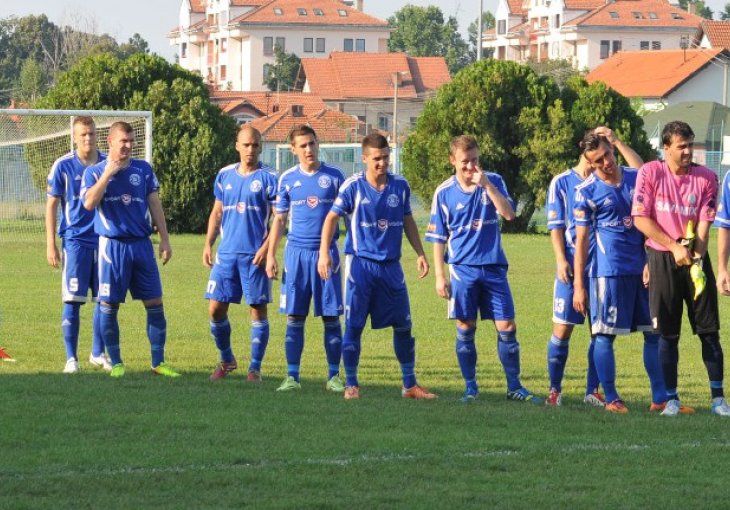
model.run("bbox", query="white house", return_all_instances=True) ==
[168,0,390,91]
[484,0,704,71]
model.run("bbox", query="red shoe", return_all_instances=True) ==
[402,384,438,399]
[210,359,237,381]
[605,399,629,414]
[545,388,562,406]
[246,369,262,383]
[344,386,360,400]
[0,347,15,362]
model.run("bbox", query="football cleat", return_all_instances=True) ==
[325,375,345,392]
[63,357,79,374]
[89,353,112,371]
[507,387,543,405]
[152,362,181,378]
[584,390,606,407]
[402,384,438,399]
[460,389,478,403]
[712,397,730,417]
[545,388,562,407]
[110,363,125,378]
[210,359,238,381]
[605,399,629,414]
[650,401,695,414]
[247,369,262,383]
[276,375,302,392]
[344,386,360,400]
[0,347,16,362]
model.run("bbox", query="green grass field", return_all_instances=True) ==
[2,233,730,509]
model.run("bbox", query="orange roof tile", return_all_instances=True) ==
[210,91,326,116]
[563,0,605,10]
[506,0,528,17]
[301,52,449,100]
[586,48,728,98]
[249,107,363,142]
[695,20,730,50]
[190,0,206,13]
[231,0,387,27]
[564,0,703,28]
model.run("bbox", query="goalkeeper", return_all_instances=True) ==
[632,121,728,417]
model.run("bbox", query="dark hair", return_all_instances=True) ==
[362,133,389,151]
[109,121,134,136]
[236,124,261,143]
[72,116,95,129]
[662,120,694,146]
[450,135,478,155]
[288,124,317,143]
[579,131,610,153]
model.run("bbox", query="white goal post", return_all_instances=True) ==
[0,109,152,239]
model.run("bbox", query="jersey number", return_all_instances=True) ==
[69,278,79,293]
[207,281,217,294]
[607,306,618,324]
[99,283,110,297]
[553,298,565,314]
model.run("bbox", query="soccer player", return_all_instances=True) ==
[633,120,729,416]
[318,133,436,400]
[203,125,277,382]
[265,125,345,392]
[45,116,110,373]
[427,135,540,403]
[573,131,670,414]
[81,121,179,378]
[545,127,643,406]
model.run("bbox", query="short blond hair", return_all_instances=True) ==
[450,135,478,155]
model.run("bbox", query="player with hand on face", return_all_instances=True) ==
[318,133,436,400]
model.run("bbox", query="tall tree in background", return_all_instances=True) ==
[721,2,730,19]
[387,5,469,74]
[264,47,301,92]
[468,11,495,61]
[677,0,713,18]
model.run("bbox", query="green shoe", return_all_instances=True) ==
[151,362,181,378]
[325,375,345,392]
[110,363,125,378]
[276,375,301,392]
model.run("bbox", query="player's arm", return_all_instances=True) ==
[694,219,712,259]
[432,241,450,299]
[148,191,172,265]
[82,160,126,210]
[45,196,61,268]
[403,214,429,278]
[718,227,730,295]
[572,224,590,316]
[266,211,287,279]
[202,200,223,268]
[550,228,571,284]
[633,216,692,266]
[479,172,515,220]
[317,211,340,280]
[594,126,643,169]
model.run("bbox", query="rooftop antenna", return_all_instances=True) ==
[680,34,689,62]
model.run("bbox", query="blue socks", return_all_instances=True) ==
[643,333,667,404]
[146,305,167,368]
[586,336,600,394]
[547,334,569,392]
[210,318,233,363]
[249,319,269,372]
[284,317,305,381]
[323,319,342,379]
[61,303,81,360]
[393,327,416,389]
[91,302,105,357]
[456,326,478,394]
[99,304,121,365]
[497,330,522,392]
[343,326,363,387]
[593,334,618,403]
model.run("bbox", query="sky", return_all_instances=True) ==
[1,0,500,62]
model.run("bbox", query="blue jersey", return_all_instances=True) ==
[425,173,513,266]
[275,163,345,250]
[214,162,277,255]
[82,158,159,239]
[714,170,730,228]
[331,172,412,262]
[546,168,597,276]
[47,150,106,246]
[573,167,645,277]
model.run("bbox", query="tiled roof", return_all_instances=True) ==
[563,0,703,28]
[190,0,206,13]
[249,107,363,142]
[506,0,528,16]
[563,0,605,10]
[586,48,728,98]
[210,91,326,116]
[231,0,388,27]
[694,20,730,50]
[301,52,449,100]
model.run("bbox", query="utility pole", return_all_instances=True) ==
[477,0,484,62]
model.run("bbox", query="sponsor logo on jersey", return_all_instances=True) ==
[387,194,399,207]
[623,216,633,228]
[655,200,697,216]
[225,184,233,190]
[74,175,82,181]
[602,197,613,207]
[377,219,388,231]
[318,175,332,189]
[129,173,141,186]
[360,197,371,205]
[121,194,132,205]
[250,180,262,192]
[236,202,246,213]
[293,180,302,188]
[456,202,465,210]
[307,196,319,208]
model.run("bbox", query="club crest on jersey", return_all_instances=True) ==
[307,196,319,208]
[688,193,697,205]
[249,180,263,192]
[377,219,388,231]
[623,216,633,228]
[236,202,246,213]
[318,175,332,189]
[387,194,400,207]
[129,173,141,186]
[121,194,132,205]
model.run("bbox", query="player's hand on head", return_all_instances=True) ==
[593,126,616,145]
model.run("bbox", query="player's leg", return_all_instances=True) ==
[278,247,311,389]
[449,265,482,401]
[97,237,130,376]
[341,255,372,398]
[88,246,108,368]
[316,246,344,391]
[241,253,271,382]
[547,279,577,400]
[205,253,240,380]
[59,240,87,372]
[455,319,478,401]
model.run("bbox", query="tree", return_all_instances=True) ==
[34,53,237,233]
[118,33,150,59]
[525,57,579,89]
[677,0,713,19]
[402,60,652,232]
[17,58,47,101]
[721,2,730,19]
[387,5,469,74]
[264,47,301,92]
[467,11,495,61]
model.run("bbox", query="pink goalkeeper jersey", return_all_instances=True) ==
[632,160,718,251]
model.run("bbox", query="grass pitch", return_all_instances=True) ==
[2,233,730,509]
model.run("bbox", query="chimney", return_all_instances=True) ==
[688,2,696,14]
[356,0,364,11]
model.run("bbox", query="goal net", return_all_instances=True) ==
[0,109,152,241]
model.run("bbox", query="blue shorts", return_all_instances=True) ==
[344,255,411,329]
[448,264,515,321]
[205,252,271,305]
[279,245,343,317]
[61,239,98,303]
[590,275,651,335]
[98,237,162,304]
[553,277,586,325]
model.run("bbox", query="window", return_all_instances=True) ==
[263,63,272,81]
[671,12,683,19]
[356,39,365,52]
[304,37,313,52]
[652,41,661,50]
[316,38,325,53]
[554,14,560,27]
[600,40,610,59]
[275,37,285,51]
[648,11,658,18]
[297,8,307,15]
[338,9,348,16]
[273,7,283,15]
[220,65,226,80]
[344,38,354,52]
[612,40,621,54]
[640,41,649,50]
[410,117,418,128]
[632,11,643,18]
[609,11,619,18]
[181,42,187,58]
[378,114,389,131]
[220,38,227,53]
[264,36,273,56]
[497,20,506,34]
[314,8,324,16]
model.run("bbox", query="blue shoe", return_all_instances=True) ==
[506,387,543,405]
[459,390,478,403]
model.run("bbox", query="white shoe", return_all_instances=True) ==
[712,397,730,416]
[661,399,681,417]
[89,352,112,371]
[63,357,80,374]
